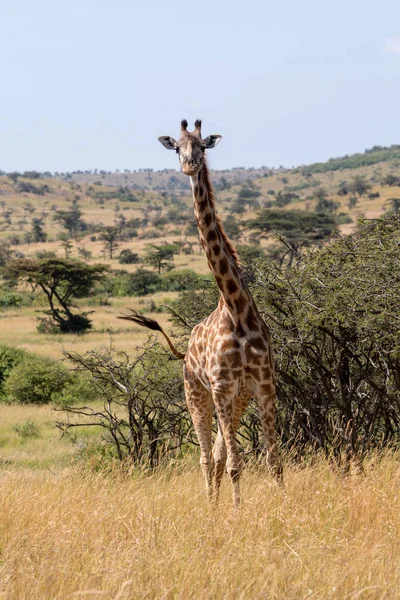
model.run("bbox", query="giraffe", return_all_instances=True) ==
[121,119,282,507]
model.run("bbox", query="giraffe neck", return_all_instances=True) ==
[190,162,251,317]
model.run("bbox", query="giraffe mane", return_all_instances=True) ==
[201,160,240,265]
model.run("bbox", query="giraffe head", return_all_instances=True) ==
[158,120,222,176]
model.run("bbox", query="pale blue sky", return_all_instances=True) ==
[1,0,399,172]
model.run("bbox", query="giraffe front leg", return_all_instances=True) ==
[212,394,251,503]
[212,426,226,502]
[184,377,214,501]
[212,390,243,508]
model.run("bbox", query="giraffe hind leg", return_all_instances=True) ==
[254,382,283,486]
[212,393,251,503]
[212,390,246,508]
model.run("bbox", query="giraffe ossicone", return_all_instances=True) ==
[123,120,282,506]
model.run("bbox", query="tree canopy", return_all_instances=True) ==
[5,258,108,333]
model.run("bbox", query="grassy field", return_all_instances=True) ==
[1,449,400,599]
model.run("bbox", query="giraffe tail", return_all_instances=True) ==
[118,309,185,360]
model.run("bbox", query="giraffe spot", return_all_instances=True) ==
[204,213,212,227]
[207,230,217,243]
[235,294,247,314]
[218,369,231,380]
[252,337,267,351]
[219,257,229,275]
[198,172,201,182]
[226,279,238,294]
[236,322,246,338]
[225,298,234,310]
[261,365,271,380]
[194,185,199,195]
[227,351,242,369]
[200,186,204,196]
[213,244,221,256]
[245,307,259,331]
[219,338,240,352]
[250,356,262,366]
[260,383,274,396]
[245,366,261,380]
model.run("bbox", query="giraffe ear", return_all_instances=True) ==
[158,136,177,150]
[203,134,222,149]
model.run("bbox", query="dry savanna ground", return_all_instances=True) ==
[1,451,400,599]
[1,406,400,600]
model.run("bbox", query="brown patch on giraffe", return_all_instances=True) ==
[226,279,238,294]
[234,293,247,315]
[215,275,223,289]
[204,213,212,228]
[236,322,246,338]
[250,355,262,366]
[227,351,242,369]
[219,257,228,275]
[245,307,259,331]
[207,230,217,243]
[245,366,261,380]
[200,186,204,196]
[194,185,199,195]
[198,199,208,212]
[219,338,240,353]
[251,337,267,351]
[213,244,221,256]
[260,382,274,396]
[261,365,272,380]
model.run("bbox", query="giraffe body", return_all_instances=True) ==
[157,120,282,505]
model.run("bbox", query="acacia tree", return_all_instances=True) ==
[247,209,336,265]
[53,200,86,241]
[144,243,178,273]
[5,258,108,333]
[100,226,120,259]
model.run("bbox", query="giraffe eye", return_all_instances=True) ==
[175,147,180,154]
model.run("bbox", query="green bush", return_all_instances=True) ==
[0,293,23,307]
[52,374,98,406]
[102,269,161,297]
[159,270,199,292]
[12,419,41,438]
[118,249,140,264]
[0,345,26,400]
[4,355,73,405]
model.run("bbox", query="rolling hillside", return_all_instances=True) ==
[0,144,399,359]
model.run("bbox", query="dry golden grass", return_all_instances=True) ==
[1,454,400,599]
